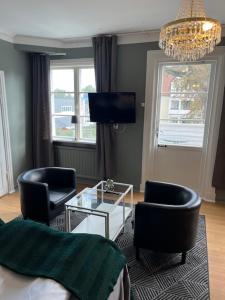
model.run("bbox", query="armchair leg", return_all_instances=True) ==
[136,247,140,260]
[181,252,187,264]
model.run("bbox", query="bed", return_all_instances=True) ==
[0,218,130,300]
[0,265,130,300]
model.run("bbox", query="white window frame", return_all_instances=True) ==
[50,58,96,144]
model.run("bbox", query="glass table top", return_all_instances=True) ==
[65,182,132,214]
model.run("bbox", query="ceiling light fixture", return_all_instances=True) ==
[159,0,221,61]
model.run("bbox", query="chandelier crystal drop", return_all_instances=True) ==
[159,0,221,61]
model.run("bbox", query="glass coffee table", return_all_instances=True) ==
[65,181,133,241]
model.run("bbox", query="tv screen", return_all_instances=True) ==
[88,92,136,123]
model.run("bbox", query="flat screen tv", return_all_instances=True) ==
[88,92,136,123]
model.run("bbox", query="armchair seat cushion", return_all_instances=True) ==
[49,188,76,209]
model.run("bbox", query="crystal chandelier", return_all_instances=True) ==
[159,0,221,61]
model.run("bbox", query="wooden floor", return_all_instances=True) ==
[0,190,225,299]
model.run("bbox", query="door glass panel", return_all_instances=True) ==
[158,63,212,147]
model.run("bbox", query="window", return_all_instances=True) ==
[169,98,191,112]
[50,60,96,143]
[158,63,212,147]
[170,100,179,110]
[181,100,191,111]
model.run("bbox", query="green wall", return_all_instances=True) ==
[14,38,225,191]
[50,42,159,188]
[16,42,159,189]
[115,42,159,187]
[0,39,32,185]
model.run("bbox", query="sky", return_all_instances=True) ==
[51,68,96,92]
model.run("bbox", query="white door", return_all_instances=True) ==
[0,71,14,197]
[153,61,216,192]
[0,103,8,197]
[142,50,225,201]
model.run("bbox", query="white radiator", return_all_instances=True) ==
[54,145,99,180]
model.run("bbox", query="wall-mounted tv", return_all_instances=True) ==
[88,92,136,123]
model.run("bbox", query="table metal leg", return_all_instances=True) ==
[123,196,125,232]
[68,209,71,232]
[65,207,69,232]
[105,214,109,239]
[101,182,104,203]
[131,186,134,218]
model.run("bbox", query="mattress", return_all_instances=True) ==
[0,265,130,300]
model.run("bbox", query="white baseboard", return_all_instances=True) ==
[201,197,215,203]
[140,183,145,193]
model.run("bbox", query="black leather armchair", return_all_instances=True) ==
[134,181,201,264]
[18,167,76,225]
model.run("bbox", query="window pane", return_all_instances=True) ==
[158,63,211,147]
[167,94,207,121]
[79,116,96,141]
[170,100,179,110]
[51,93,75,114]
[51,69,74,92]
[79,68,96,92]
[161,64,211,93]
[80,93,90,116]
[181,100,191,110]
[52,116,75,139]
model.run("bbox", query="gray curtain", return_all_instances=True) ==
[92,35,117,179]
[31,54,53,168]
[212,88,225,189]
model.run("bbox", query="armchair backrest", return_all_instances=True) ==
[19,167,76,189]
[144,181,199,207]
[21,168,48,184]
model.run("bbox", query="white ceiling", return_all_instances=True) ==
[0,0,224,41]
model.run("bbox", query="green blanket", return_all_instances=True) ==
[0,218,126,300]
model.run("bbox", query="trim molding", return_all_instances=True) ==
[13,35,64,48]
[13,30,160,48]
[58,37,92,49]
[0,71,15,194]
[198,48,225,202]
[117,30,160,45]
[0,24,222,48]
[0,32,14,43]
[50,58,94,67]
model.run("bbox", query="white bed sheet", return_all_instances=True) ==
[0,265,130,300]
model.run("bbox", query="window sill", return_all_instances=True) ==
[53,140,96,149]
